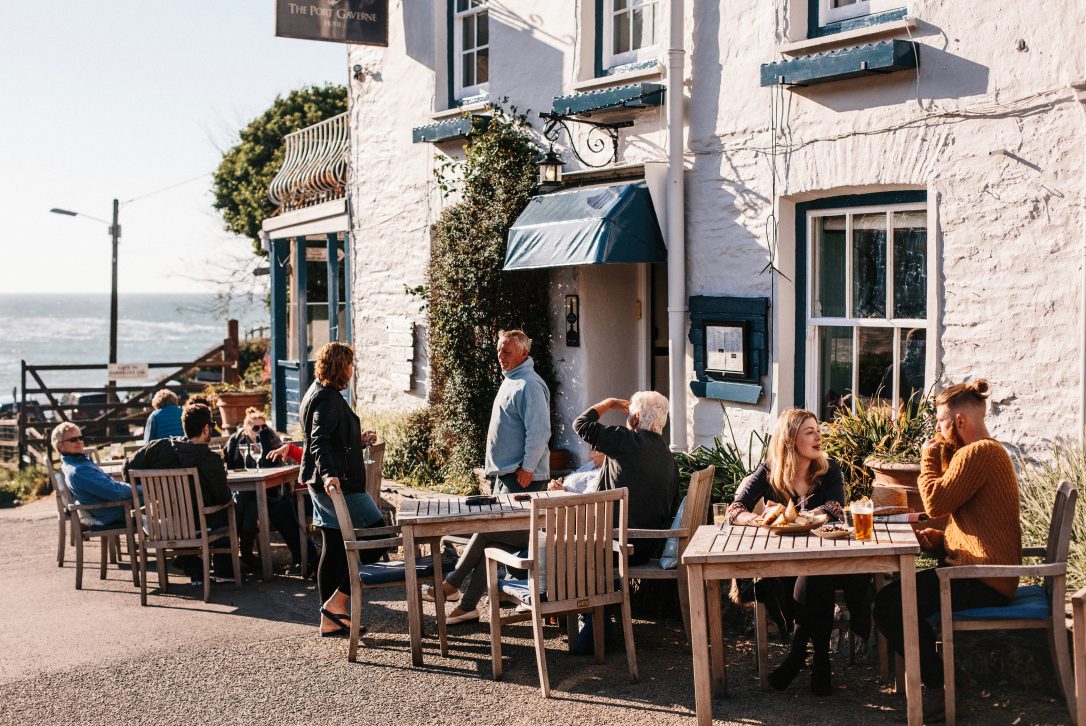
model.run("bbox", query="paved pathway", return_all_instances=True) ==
[0,494,1067,725]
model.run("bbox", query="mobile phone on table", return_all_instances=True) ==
[513,493,532,501]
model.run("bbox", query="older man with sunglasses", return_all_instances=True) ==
[53,422,134,528]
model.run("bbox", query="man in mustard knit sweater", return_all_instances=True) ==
[874,379,1020,722]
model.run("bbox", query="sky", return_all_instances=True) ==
[0,2,348,294]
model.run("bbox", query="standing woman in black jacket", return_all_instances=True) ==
[727,408,869,696]
[300,342,387,638]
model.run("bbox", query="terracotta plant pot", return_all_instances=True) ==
[865,457,948,532]
[215,391,270,429]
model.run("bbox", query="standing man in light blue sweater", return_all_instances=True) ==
[484,329,551,494]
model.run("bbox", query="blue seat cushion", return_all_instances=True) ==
[358,554,455,586]
[947,584,1051,622]
[499,579,546,606]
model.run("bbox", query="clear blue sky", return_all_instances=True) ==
[0,2,347,294]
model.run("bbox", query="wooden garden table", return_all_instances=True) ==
[683,522,923,725]
[227,465,300,580]
[397,491,566,665]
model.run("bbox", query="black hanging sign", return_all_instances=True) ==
[275,0,389,47]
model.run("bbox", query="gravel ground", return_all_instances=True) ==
[0,494,1072,725]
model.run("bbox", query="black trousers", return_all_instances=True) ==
[873,568,1010,686]
[317,525,388,601]
[754,574,871,648]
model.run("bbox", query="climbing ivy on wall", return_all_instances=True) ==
[426,107,557,486]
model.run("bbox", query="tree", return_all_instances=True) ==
[427,108,557,485]
[212,84,347,255]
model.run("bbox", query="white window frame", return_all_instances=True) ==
[602,0,661,70]
[820,0,905,26]
[804,202,933,413]
[453,0,488,100]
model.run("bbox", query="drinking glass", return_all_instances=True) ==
[852,499,874,541]
[242,441,251,470]
[712,503,728,527]
[363,445,375,466]
[250,441,263,470]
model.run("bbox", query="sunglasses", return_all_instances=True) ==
[250,424,264,431]
[64,435,84,443]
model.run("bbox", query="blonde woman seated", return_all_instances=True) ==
[728,408,869,696]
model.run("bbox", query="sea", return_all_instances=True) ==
[0,293,266,403]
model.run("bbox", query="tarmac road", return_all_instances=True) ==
[0,495,1069,725]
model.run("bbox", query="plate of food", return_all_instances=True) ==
[755,500,828,534]
[813,523,853,540]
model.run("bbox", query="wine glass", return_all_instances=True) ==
[242,441,252,470]
[250,441,263,470]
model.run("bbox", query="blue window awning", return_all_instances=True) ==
[504,184,666,271]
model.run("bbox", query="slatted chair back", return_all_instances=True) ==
[1044,480,1077,593]
[53,470,76,511]
[365,442,386,506]
[682,465,716,549]
[530,488,627,604]
[129,468,205,543]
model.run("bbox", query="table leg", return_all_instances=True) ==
[430,537,448,657]
[403,526,424,666]
[256,483,272,580]
[707,579,726,696]
[687,564,713,726]
[898,554,922,726]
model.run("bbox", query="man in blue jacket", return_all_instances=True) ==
[484,329,551,494]
[53,422,134,528]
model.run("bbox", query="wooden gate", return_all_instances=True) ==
[12,321,242,469]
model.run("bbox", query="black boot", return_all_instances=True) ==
[768,626,808,691]
[810,644,833,696]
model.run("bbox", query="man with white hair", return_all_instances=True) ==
[484,329,551,494]
[573,392,681,566]
[53,422,134,528]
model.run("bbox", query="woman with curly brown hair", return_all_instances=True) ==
[299,342,387,637]
[729,408,869,696]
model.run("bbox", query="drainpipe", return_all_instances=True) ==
[1076,81,1086,432]
[666,0,688,452]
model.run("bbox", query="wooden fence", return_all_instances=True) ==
[8,320,242,470]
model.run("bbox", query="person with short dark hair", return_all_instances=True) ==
[143,389,184,443]
[300,342,387,637]
[124,403,233,581]
[874,379,1021,721]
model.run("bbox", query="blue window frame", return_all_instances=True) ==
[446,0,488,104]
[793,191,929,419]
[808,0,907,38]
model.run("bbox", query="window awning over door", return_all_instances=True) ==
[504,183,666,271]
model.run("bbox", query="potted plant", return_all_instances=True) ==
[203,381,269,430]
[821,391,939,523]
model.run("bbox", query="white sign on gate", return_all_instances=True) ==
[107,363,149,381]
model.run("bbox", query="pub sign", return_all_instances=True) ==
[275,0,389,46]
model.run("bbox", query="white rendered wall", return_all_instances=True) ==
[346,0,1086,458]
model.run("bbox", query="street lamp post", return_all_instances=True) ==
[50,200,121,434]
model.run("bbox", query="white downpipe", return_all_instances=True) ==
[666,0,688,452]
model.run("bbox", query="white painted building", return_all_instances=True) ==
[336,0,1086,464]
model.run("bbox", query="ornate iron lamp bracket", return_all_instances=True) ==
[539,111,634,168]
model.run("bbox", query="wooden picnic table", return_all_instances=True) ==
[227,465,300,580]
[397,491,567,666]
[683,522,923,726]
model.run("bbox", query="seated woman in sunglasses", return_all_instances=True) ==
[222,408,286,570]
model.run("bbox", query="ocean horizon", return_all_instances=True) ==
[0,292,267,402]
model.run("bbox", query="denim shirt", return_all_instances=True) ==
[483,357,551,479]
[61,454,133,528]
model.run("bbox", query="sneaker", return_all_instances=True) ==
[515,603,532,613]
[421,584,461,602]
[446,608,480,625]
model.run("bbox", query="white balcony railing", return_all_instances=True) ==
[268,112,349,212]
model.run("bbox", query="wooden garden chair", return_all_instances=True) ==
[484,488,638,697]
[127,467,242,605]
[326,486,449,662]
[51,470,139,590]
[364,442,391,523]
[937,479,1077,725]
[1072,584,1086,726]
[624,464,714,640]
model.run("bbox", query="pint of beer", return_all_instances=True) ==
[852,497,874,541]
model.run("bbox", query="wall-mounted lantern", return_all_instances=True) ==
[538,146,565,193]
[564,294,580,346]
